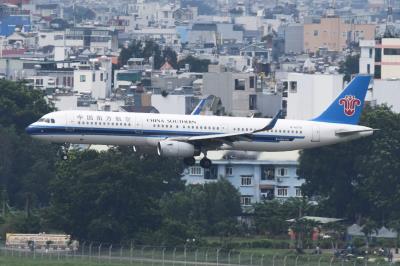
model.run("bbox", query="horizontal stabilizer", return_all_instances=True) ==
[335,128,379,136]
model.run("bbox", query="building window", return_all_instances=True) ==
[80,75,86,82]
[277,168,288,177]
[100,73,104,81]
[189,166,202,176]
[277,187,288,197]
[240,196,252,206]
[204,166,218,180]
[383,48,400,55]
[225,166,233,176]
[367,64,370,74]
[249,95,257,110]
[235,79,245,90]
[369,48,373,58]
[92,73,96,82]
[260,188,274,200]
[295,187,302,197]
[289,81,297,93]
[313,30,318,36]
[241,176,252,186]
[261,165,275,180]
[249,76,255,88]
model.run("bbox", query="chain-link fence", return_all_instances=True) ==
[0,243,396,266]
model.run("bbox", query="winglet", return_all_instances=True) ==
[254,110,281,133]
[191,98,207,115]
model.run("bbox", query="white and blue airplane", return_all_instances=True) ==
[26,75,374,168]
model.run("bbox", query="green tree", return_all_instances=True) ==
[45,148,184,242]
[339,54,360,82]
[178,56,210,72]
[159,179,242,244]
[119,40,177,70]
[298,105,400,223]
[0,80,57,211]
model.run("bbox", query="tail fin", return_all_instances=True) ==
[312,75,371,125]
[191,97,208,115]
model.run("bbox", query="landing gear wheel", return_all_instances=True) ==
[200,157,212,169]
[183,157,196,166]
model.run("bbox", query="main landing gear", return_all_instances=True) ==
[200,157,212,168]
[183,155,212,169]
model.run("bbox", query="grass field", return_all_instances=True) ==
[0,256,137,266]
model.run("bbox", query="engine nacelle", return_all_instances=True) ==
[157,140,197,157]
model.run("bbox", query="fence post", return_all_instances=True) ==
[195,249,198,266]
[284,255,288,266]
[130,242,133,265]
[109,244,113,264]
[120,245,123,262]
[228,250,232,265]
[89,243,93,261]
[81,242,85,259]
[184,245,187,266]
[141,246,147,266]
[273,255,277,266]
[295,256,299,266]
[217,248,221,266]
[205,249,208,265]
[261,254,264,266]
[173,247,176,266]
[330,257,334,266]
[251,253,254,265]
[162,248,166,266]
[98,243,102,261]
[319,256,323,266]
[151,248,155,266]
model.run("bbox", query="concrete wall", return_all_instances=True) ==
[372,79,400,113]
[284,24,304,54]
[286,73,344,120]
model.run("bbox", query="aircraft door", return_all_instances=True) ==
[65,112,76,133]
[311,126,320,142]
[134,115,143,134]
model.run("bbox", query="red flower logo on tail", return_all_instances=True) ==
[339,95,361,116]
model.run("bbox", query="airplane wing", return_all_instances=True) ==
[170,110,282,147]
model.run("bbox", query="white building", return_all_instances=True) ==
[182,151,303,207]
[372,79,400,113]
[151,94,196,114]
[285,73,344,120]
[73,57,112,99]
[359,40,376,75]
[359,38,400,80]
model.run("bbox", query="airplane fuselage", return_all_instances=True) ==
[26,110,373,152]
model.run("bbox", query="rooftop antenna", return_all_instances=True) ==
[384,0,396,38]
[326,0,336,17]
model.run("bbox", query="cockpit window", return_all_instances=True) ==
[38,117,55,123]
[51,119,55,123]
[38,118,45,122]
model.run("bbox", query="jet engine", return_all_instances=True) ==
[157,140,198,157]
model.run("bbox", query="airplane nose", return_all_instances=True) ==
[25,124,35,135]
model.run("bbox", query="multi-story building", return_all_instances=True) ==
[203,67,258,116]
[73,57,112,100]
[303,16,376,53]
[360,38,400,80]
[284,73,344,120]
[182,150,303,207]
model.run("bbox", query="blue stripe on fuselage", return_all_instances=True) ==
[26,125,305,143]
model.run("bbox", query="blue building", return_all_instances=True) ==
[0,5,31,36]
[182,150,304,207]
